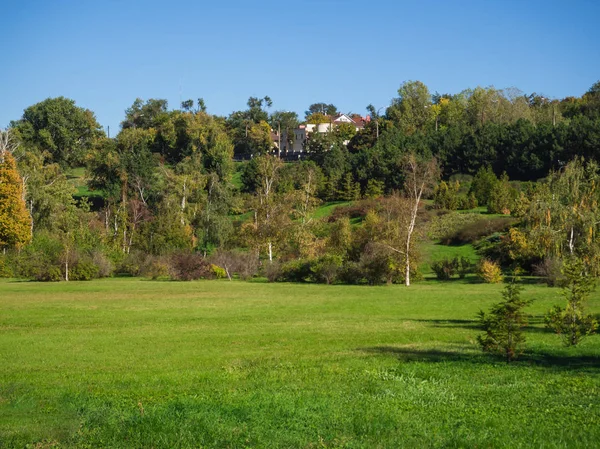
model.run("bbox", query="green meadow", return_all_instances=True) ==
[0,278,598,448]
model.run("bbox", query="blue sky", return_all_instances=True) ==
[2,0,599,132]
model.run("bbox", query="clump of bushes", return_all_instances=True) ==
[310,255,343,284]
[140,255,171,280]
[533,257,564,287]
[328,199,379,222]
[0,255,14,278]
[440,217,514,245]
[209,250,259,281]
[477,259,503,283]
[277,259,313,283]
[169,253,214,281]
[431,256,471,280]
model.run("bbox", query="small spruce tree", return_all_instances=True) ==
[545,258,598,346]
[477,277,533,363]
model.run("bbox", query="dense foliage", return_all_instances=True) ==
[1,80,600,287]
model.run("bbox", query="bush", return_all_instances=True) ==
[431,256,471,281]
[431,258,457,280]
[440,217,514,245]
[92,251,114,278]
[338,261,364,285]
[264,261,282,283]
[140,256,171,280]
[70,260,100,281]
[427,213,482,241]
[170,253,213,281]
[477,259,503,283]
[328,199,379,223]
[116,250,148,276]
[311,255,343,284]
[278,259,313,283]
[211,264,227,279]
[209,249,259,281]
[358,243,398,285]
[533,257,564,287]
[0,255,13,278]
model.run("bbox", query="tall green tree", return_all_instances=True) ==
[12,97,103,168]
[387,81,434,134]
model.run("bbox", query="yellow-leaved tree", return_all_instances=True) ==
[0,129,32,250]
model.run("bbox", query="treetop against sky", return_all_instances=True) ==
[1,0,599,132]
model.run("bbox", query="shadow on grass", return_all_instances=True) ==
[412,315,555,334]
[360,346,600,371]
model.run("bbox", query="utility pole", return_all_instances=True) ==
[376,107,384,139]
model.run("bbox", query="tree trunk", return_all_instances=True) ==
[405,195,420,287]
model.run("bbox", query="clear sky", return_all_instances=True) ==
[2,0,599,132]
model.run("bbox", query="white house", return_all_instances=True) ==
[280,114,370,154]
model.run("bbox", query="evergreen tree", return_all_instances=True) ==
[545,258,598,346]
[478,277,533,362]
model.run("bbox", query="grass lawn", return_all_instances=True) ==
[0,278,598,448]
[313,201,352,220]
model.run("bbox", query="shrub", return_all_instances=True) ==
[477,259,503,283]
[311,255,343,284]
[235,252,260,281]
[477,278,533,363]
[264,261,282,283]
[431,258,457,280]
[358,243,397,285]
[211,264,227,279]
[278,259,313,283]
[116,250,148,276]
[440,217,514,245]
[0,255,13,278]
[431,256,471,280]
[533,257,564,287]
[427,213,482,241]
[338,261,364,285]
[38,266,63,282]
[170,253,213,281]
[328,199,378,223]
[92,251,114,278]
[209,249,259,281]
[140,256,171,280]
[70,260,100,281]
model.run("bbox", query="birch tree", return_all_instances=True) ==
[401,154,439,285]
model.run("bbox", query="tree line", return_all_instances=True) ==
[0,80,599,286]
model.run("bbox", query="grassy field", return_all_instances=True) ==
[0,278,598,448]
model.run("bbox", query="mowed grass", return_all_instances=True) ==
[0,278,599,448]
